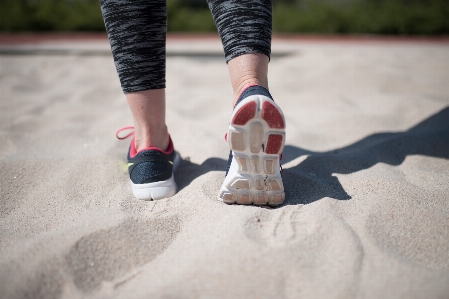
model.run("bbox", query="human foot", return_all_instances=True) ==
[117,127,181,200]
[219,86,286,206]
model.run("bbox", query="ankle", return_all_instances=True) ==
[233,83,271,107]
[233,80,268,106]
[133,124,169,152]
[228,53,269,106]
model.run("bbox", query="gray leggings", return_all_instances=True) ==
[100,0,272,93]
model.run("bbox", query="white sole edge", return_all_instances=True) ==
[219,95,286,206]
[130,152,181,201]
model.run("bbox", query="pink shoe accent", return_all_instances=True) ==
[232,102,256,126]
[266,134,283,154]
[129,136,174,158]
[116,126,174,158]
[262,102,285,129]
[116,126,135,140]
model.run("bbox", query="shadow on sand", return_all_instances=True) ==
[174,107,449,206]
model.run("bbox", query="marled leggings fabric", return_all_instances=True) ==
[100,0,272,93]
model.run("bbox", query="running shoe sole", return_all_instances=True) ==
[219,95,286,206]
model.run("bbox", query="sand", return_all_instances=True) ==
[0,34,448,299]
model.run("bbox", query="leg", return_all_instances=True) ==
[101,0,179,200]
[228,53,269,106]
[101,0,168,151]
[208,0,286,206]
[207,0,272,105]
[126,90,169,153]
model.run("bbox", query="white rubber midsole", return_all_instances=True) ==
[130,152,181,201]
[219,95,286,206]
[131,173,177,200]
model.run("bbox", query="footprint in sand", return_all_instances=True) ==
[244,204,364,251]
[65,216,180,292]
[244,206,312,247]
[245,205,365,297]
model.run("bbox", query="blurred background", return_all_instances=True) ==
[0,0,448,35]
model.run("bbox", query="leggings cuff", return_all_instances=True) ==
[122,84,166,94]
[225,49,271,64]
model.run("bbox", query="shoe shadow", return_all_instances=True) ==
[174,157,227,192]
[174,107,449,206]
[282,106,449,205]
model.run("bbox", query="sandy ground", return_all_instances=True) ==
[0,35,449,299]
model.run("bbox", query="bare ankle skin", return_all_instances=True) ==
[126,89,169,152]
[227,53,269,106]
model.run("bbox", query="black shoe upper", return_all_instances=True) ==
[235,85,273,108]
[127,148,176,184]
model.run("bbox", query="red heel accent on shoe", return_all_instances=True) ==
[233,102,256,126]
[266,134,283,154]
[262,102,285,129]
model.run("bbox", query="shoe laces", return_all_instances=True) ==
[116,126,135,140]
[224,132,284,173]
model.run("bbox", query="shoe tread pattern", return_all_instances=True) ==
[222,97,285,207]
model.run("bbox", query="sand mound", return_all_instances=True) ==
[1,37,448,299]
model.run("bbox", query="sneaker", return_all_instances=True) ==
[219,86,286,206]
[116,127,181,200]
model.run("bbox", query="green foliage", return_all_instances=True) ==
[273,0,449,34]
[0,0,448,34]
[0,0,105,31]
[167,0,216,32]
